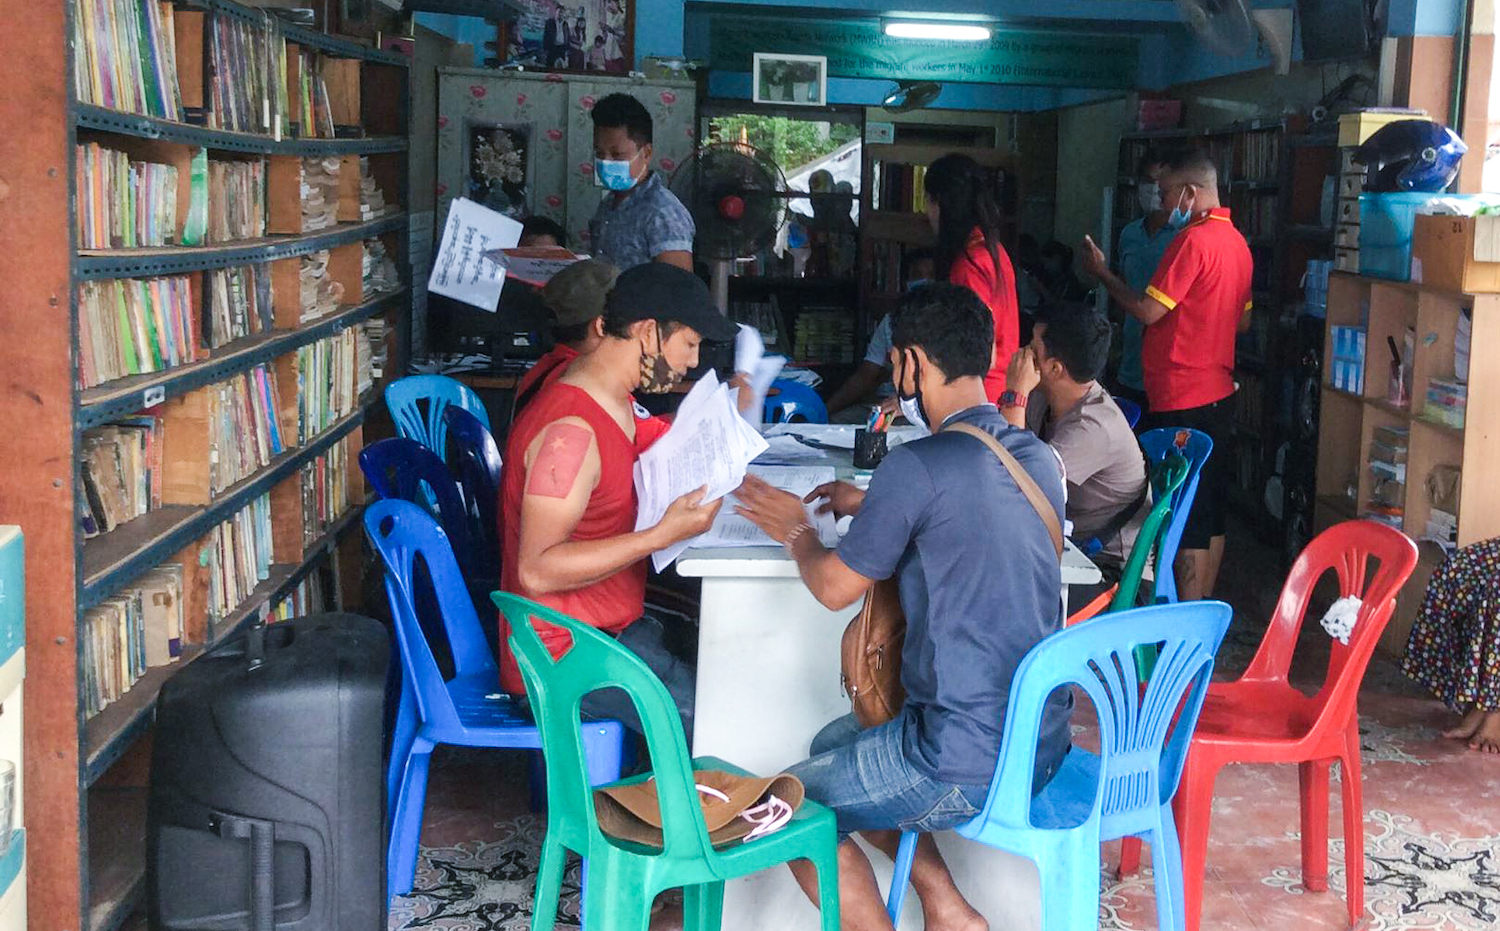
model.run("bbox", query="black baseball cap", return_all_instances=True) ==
[604,263,737,342]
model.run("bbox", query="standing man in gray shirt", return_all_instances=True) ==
[589,93,696,272]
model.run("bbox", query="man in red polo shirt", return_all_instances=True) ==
[1081,149,1252,601]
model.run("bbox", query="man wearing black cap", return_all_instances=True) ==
[498,263,738,736]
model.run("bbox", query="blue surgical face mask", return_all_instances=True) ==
[595,154,639,192]
[1167,187,1193,229]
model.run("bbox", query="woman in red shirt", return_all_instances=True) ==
[922,154,1020,402]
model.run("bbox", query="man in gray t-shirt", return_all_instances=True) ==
[734,283,1069,931]
[1003,303,1149,572]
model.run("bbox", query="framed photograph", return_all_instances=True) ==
[466,122,534,218]
[514,0,633,74]
[753,53,827,107]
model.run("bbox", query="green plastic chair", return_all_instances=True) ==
[493,592,842,931]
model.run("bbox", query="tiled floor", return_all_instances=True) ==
[391,521,1500,931]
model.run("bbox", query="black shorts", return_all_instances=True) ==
[1142,395,1232,549]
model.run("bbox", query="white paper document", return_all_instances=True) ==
[634,372,770,570]
[753,434,830,465]
[695,465,840,549]
[480,245,588,286]
[427,197,522,311]
[763,423,928,450]
[734,324,787,425]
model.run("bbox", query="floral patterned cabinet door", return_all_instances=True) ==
[562,79,697,249]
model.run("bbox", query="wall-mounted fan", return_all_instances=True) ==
[881,81,942,113]
[668,143,789,310]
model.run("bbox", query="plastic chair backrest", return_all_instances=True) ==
[1243,520,1418,729]
[364,500,499,733]
[358,438,474,573]
[973,601,1231,836]
[494,592,721,863]
[764,379,829,424]
[443,406,502,579]
[1109,452,1190,612]
[1112,395,1143,430]
[386,374,491,462]
[1138,427,1213,603]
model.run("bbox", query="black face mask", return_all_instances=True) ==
[896,350,928,431]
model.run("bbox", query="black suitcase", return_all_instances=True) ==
[147,613,389,931]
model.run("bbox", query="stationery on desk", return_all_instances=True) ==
[427,197,521,311]
[634,372,770,571]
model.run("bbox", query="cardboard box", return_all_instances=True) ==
[1338,108,1427,147]
[1411,213,1500,293]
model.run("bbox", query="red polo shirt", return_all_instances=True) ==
[947,229,1020,402]
[1142,207,1253,412]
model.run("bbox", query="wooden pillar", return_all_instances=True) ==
[0,3,82,931]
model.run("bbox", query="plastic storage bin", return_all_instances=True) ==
[1360,192,1440,281]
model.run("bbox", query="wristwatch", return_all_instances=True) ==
[999,389,1027,410]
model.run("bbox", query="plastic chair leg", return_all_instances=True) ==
[813,839,843,931]
[387,686,417,817]
[1340,728,1366,925]
[583,859,652,931]
[528,749,548,812]
[683,881,726,931]
[1173,758,1220,931]
[530,838,568,931]
[1035,832,1102,931]
[1298,760,1331,892]
[886,830,919,925]
[388,741,434,897]
[1118,836,1144,876]
[583,720,627,786]
[1149,804,1187,931]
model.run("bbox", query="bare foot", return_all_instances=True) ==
[1467,712,1500,754]
[1444,707,1486,740]
[922,900,989,931]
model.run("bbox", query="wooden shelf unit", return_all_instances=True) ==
[0,2,410,928]
[1314,271,1500,655]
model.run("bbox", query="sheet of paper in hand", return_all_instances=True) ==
[427,197,521,311]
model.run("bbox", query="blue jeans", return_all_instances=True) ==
[787,714,991,840]
[580,614,695,743]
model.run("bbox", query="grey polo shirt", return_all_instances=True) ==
[587,171,695,271]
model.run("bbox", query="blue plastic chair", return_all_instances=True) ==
[1138,428,1213,605]
[886,601,1232,931]
[763,378,829,424]
[386,374,491,463]
[364,499,626,901]
[443,405,502,582]
[1113,395,1143,430]
[358,437,475,573]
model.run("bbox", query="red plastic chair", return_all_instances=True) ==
[1117,520,1417,931]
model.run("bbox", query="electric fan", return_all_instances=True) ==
[668,142,789,311]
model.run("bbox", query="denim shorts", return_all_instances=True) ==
[786,714,991,840]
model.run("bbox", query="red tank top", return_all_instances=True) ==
[498,382,645,694]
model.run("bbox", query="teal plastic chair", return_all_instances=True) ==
[385,374,491,463]
[1110,450,1191,613]
[494,591,842,931]
[1138,428,1213,605]
[886,601,1232,931]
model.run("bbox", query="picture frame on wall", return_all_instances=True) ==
[467,122,534,218]
[752,53,827,106]
[514,0,633,74]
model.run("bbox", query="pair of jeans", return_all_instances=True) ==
[786,714,991,840]
[579,613,696,743]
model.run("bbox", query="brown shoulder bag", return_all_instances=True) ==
[839,422,1064,728]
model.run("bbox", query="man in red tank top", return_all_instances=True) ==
[499,263,737,737]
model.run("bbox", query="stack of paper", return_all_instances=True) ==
[301,156,340,231]
[482,245,588,286]
[734,323,787,426]
[634,372,770,570]
[357,156,391,219]
[698,465,840,549]
[299,250,344,322]
[362,237,401,295]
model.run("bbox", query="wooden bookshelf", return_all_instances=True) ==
[0,2,410,928]
[1315,271,1500,655]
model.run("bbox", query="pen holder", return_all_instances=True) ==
[853,429,888,470]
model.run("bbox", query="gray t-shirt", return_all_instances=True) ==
[588,171,695,271]
[836,404,1072,786]
[1026,382,1148,565]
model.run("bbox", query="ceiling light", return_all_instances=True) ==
[883,21,991,41]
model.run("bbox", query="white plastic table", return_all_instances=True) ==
[676,520,1099,931]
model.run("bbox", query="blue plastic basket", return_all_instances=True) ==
[1359,193,1440,281]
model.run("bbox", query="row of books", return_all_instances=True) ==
[870,161,928,214]
[357,318,386,394]
[1238,130,1280,183]
[295,330,360,445]
[793,310,855,364]
[210,365,286,497]
[76,142,178,249]
[206,159,268,243]
[73,0,184,121]
[78,417,163,537]
[300,435,353,549]
[82,564,184,720]
[292,47,338,139]
[206,493,273,622]
[300,250,345,322]
[207,10,289,137]
[269,570,326,622]
[78,275,198,389]
[1234,197,1279,242]
[864,239,925,296]
[205,264,274,350]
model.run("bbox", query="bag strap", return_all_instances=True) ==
[943,422,1064,559]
